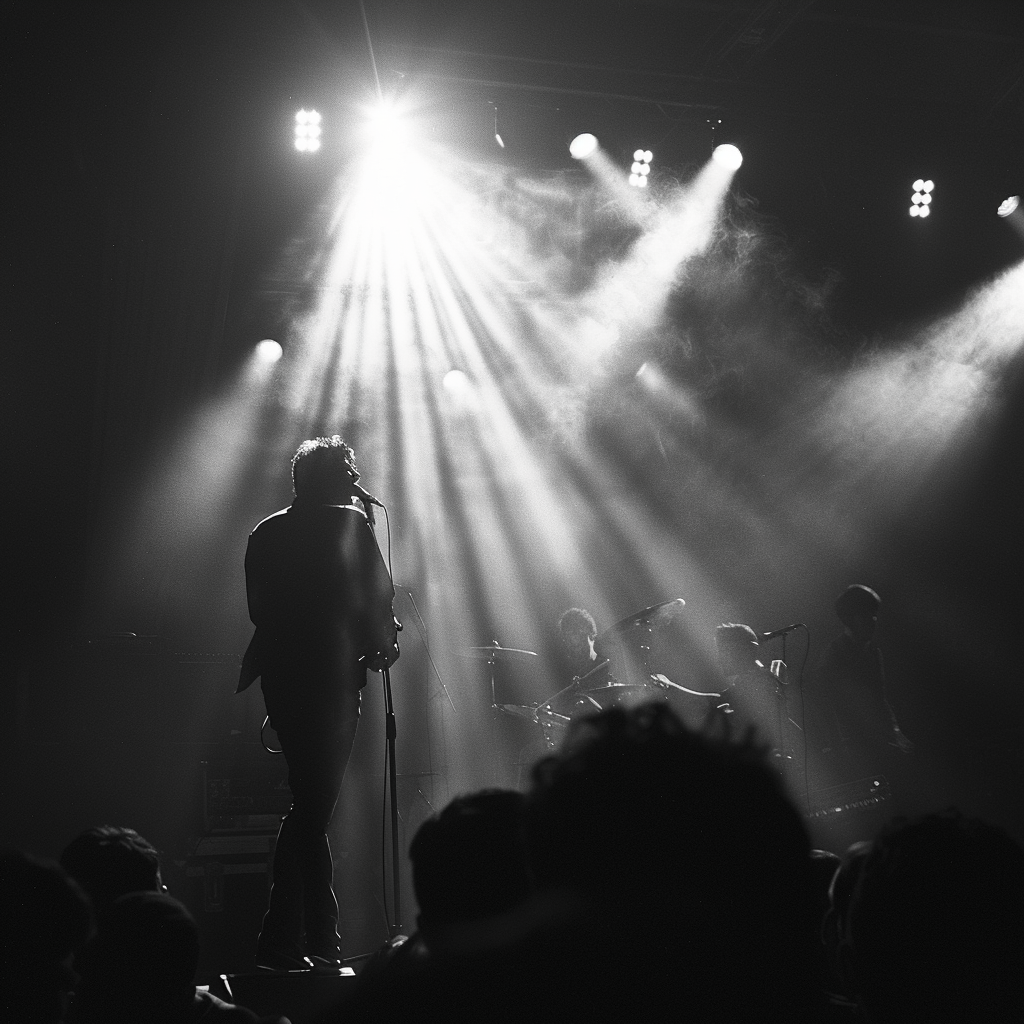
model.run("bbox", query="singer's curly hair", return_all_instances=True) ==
[557,607,597,642]
[291,435,359,498]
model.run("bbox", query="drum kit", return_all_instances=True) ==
[464,599,725,750]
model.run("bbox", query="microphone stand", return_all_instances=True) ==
[381,663,402,936]
[779,632,789,759]
[362,495,403,936]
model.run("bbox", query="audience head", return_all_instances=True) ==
[60,825,161,920]
[526,702,818,1017]
[845,809,1024,1023]
[410,789,531,943]
[291,435,358,501]
[75,890,200,1024]
[0,848,93,1024]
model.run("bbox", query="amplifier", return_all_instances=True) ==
[184,834,274,977]
[807,775,891,821]
[203,760,290,833]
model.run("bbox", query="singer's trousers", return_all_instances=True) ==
[259,674,361,961]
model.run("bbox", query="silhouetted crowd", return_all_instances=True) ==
[4,702,1023,1023]
[1,827,289,1023]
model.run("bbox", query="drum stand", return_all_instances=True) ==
[461,641,538,786]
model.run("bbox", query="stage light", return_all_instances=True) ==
[712,144,743,171]
[910,178,934,217]
[493,106,505,149]
[569,133,598,160]
[255,339,283,363]
[361,98,412,156]
[630,149,653,188]
[294,109,322,153]
[997,195,1024,242]
[443,369,472,396]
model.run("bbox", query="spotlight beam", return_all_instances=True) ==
[246,135,765,793]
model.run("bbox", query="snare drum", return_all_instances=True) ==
[576,681,653,712]
[535,678,659,749]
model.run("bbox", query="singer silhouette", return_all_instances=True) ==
[238,435,399,972]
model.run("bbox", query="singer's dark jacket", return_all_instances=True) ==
[237,500,396,728]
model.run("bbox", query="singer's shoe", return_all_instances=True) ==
[306,936,345,974]
[255,948,315,973]
[308,953,346,974]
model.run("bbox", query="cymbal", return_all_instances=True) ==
[462,644,538,662]
[577,681,649,696]
[494,703,539,722]
[600,598,686,638]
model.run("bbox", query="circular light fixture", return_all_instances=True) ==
[569,133,598,159]
[712,144,743,170]
[256,339,283,364]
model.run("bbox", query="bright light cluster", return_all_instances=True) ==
[630,149,653,188]
[909,178,934,218]
[295,109,322,153]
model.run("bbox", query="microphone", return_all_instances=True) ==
[761,622,804,640]
[350,482,383,524]
[350,482,384,507]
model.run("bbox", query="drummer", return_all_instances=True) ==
[556,607,611,685]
